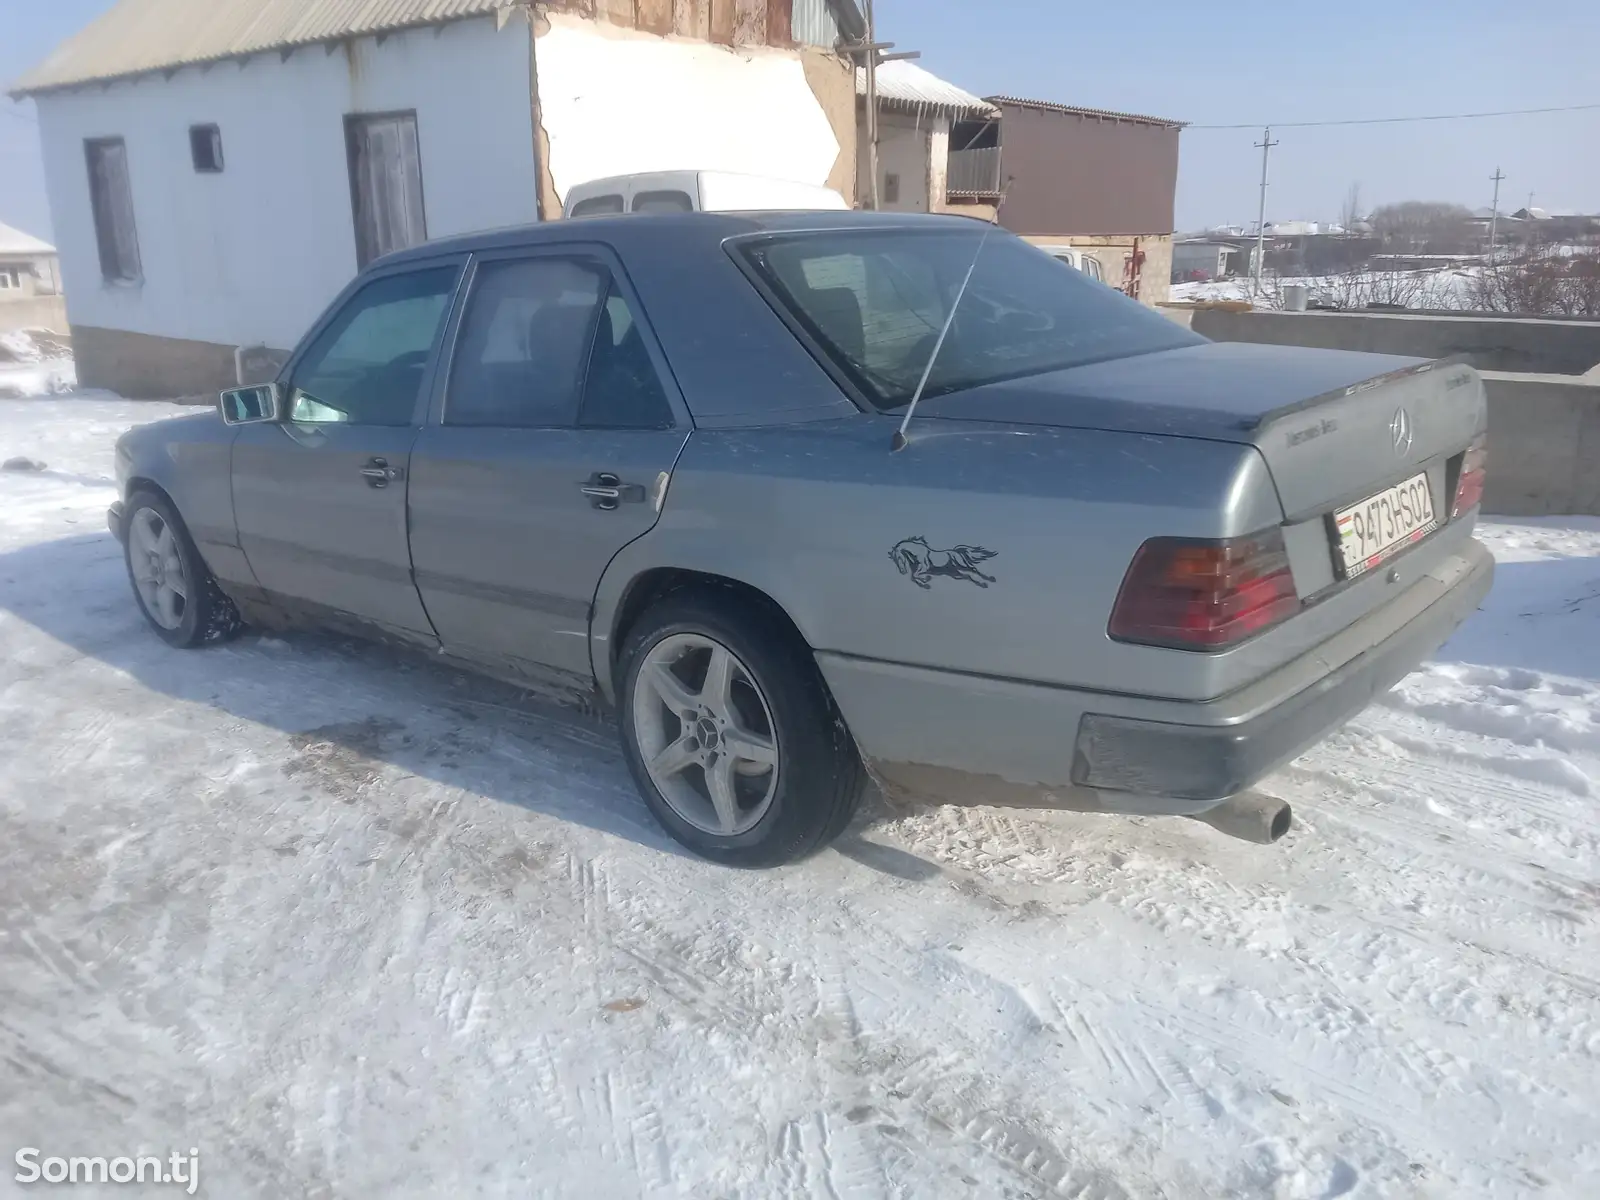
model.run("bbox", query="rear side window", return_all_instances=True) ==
[632,190,694,214]
[570,194,624,218]
[288,267,458,426]
[739,230,1200,410]
[580,283,674,428]
[447,258,604,427]
[447,258,673,429]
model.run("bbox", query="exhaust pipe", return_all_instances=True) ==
[1190,792,1293,844]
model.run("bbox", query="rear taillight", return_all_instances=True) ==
[1452,436,1488,518]
[1108,529,1301,651]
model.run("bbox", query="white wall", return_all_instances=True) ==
[34,15,537,351]
[857,111,942,212]
[535,14,839,203]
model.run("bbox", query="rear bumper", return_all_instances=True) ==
[818,539,1494,815]
[107,500,126,544]
[1073,540,1493,801]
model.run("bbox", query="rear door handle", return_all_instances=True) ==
[360,457,404,488]
[580,472,645,510]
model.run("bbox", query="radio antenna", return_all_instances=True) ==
[891,218,998,452]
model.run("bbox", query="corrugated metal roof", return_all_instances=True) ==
[859,60,996,118]
[0,220,56,256]
[792,0,842,49]
[987,95,1186,129]
[9,0,510,96]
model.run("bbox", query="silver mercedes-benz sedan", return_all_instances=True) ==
[110,211,1492,865]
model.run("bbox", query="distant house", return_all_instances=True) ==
[10,0,865,397]
[983,96,1186,305]
[0,220,65,334]
[1170,239,1237,282]
[855,60,1001,219]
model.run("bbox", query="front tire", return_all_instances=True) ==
[617,590,863,867]
[123,490,242,648]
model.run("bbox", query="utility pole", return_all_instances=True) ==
[1488,167,1505,259]
[864,0,878,209]
[846,1,919,211]
[1252,126,1278,296]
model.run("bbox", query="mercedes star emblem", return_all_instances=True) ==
[1390,407,1413,456]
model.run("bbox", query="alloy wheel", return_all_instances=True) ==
[631,632,780,836]
[128,507,188,631]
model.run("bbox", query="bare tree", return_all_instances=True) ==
[1470,244,1600,317]
[1369,201,1477,253]
[1339,182,1363,231]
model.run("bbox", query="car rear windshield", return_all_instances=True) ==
[737,228,1202,410]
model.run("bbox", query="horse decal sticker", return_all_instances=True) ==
[888,537,999,590]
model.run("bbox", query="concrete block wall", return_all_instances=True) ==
[1480,372,1600,517]
[72,325,289,400]
[0,296,70,335]
[1190,309,1600,375]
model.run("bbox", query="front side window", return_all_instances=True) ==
[739,230,1202,410]
[0,269,18,290]
[84,137,142,284]
[345,112,426,268]
[288,267,458,426]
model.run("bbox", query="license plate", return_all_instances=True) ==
[1333,472,1437,578]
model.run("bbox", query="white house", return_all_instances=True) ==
[856,60,1000,219]
[0,220,65,334]
[10,0,863,397]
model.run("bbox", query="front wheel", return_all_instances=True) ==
[123,491,242,648]
[617,591,863,867]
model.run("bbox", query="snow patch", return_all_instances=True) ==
[1,400,1598,1197]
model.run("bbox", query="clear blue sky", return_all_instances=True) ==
[3,0,1598,242]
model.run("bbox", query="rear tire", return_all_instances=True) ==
[123,490,243,648]
[617,589,863,867]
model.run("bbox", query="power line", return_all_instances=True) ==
[1189,101,1600,131]
[1,106,38,124]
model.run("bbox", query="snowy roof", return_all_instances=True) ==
[12,0,869,96]
[985,95,1186,129]
[9,0,509,96]
[0,220,55,257]
[857,60,997,118]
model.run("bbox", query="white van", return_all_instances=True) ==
[1037,244,1107,283]
[563,170,850,219]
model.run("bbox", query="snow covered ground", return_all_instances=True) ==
[0,329,77,399]
[2,399,1598,1199]
[1170,270,1481,310]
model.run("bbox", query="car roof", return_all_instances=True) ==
[373,209,996,270]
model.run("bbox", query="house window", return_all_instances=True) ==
[189,124,223,172]
[884,173,901,204]
[0,268,19,290]
[344,112,426,269]
[84,137,142,284]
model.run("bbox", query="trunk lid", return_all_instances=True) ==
[914,341,1486,518]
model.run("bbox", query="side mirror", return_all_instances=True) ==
[220,382,283,425]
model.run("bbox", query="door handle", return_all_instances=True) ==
[360,457,404,488]
[580,472,645,510]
